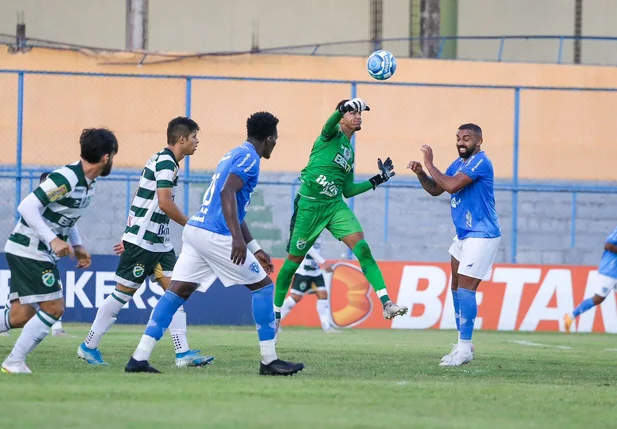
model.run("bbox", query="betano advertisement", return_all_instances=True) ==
[0,255,614,333]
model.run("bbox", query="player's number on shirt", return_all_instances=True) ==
[202,173,221,208]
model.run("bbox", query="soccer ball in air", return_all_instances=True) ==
[366,50,397,80]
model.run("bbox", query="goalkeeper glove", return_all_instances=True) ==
[369,157,395,189]
[338,98,371,114]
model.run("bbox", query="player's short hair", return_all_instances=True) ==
[458,123,482,137]
[336,99,349,112]
[39,171,51,183]
[246,112,279,140]
[167,117,200,145]
[80,128,119,163]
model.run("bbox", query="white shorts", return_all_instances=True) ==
[594,272,617,297]
[449,236,500,280]
[171,225,267,293]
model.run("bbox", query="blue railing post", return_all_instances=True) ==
[184,77,192,214]
[571,192,577,248]
[557,36,564,64]
[14,71,24,223]
[125,177,132,221]
[384,186,390,243]
[511,87,521,263]
[498,37,505,62]
[28,170,34,193]
[347,82,358,260]
[436,37,446,59]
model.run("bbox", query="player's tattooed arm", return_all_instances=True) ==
[157,188,189,226]
[221,173,247,265]
[420,145,472,194]
[407,161,444,196]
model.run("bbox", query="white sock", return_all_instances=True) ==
[281,296,297,320]
[259,339,277,365]
[84,289,133,349]
[8,310,56,361]
[316,299,331,331]
[52,319,63,331]
[458,339,473,354]
[132,335,158,362]
[169,305,189,354]
[0,308,10,333]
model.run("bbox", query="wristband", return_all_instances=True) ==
[369,174,385,189]
[247,239,262,253]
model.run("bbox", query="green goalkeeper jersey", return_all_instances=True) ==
[298,111,360,202]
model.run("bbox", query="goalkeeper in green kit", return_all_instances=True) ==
[274,98,409,324]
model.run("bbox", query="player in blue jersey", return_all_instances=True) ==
[564,228,617,333]
[125,112,304,376]
[408,123,501,366]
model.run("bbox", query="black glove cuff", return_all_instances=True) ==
[369,174,384,189]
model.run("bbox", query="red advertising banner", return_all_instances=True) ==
[273,260,616,333]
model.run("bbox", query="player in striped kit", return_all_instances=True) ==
[280,237,340,333]
[0,128,118,373]
[78,117,212,368]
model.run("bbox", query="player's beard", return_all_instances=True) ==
[457,144,475,159]
[100,158,113,177]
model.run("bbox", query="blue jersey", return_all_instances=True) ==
[445,151,501,240]
[188,142,260,235]
[598,227,617,278]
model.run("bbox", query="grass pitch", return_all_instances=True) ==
[0,325,615,429]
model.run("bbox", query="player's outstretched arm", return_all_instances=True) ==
[157,188,189,226]
[343,157,395,198]
[221,173,248,265]
[407,161,445,196]
[421,145,472,194]
[321,110,343,140]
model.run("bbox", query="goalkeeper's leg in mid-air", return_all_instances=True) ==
[274,98,408,326]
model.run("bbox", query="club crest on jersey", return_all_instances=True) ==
[296,239,307,250]
[41,270,55,287]
[133,264,145,278]
[46,184,68,203]
[248,262,260,274]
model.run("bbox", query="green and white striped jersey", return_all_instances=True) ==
[122,148,179,252]
[4,161,95,262]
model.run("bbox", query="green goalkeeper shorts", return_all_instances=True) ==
[286,195,363,257]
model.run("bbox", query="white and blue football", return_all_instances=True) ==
[366,50,397,80]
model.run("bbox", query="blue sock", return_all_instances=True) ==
[458,289,477,341]
[144,291,185,340]
[252,284,276,341]
[572,297,596,318]
[452,289,460,332]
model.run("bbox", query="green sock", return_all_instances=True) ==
[274,259,301,316]
[352,239,390,305]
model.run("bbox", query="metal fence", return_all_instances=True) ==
[1,69,616,264]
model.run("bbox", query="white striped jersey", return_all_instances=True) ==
[296,238,324,277]
[4,161,95,262]
[122,148,179,252]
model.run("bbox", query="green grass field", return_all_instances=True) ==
[0,325,615,428]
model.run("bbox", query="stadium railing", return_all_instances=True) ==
[1,69,616,263]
